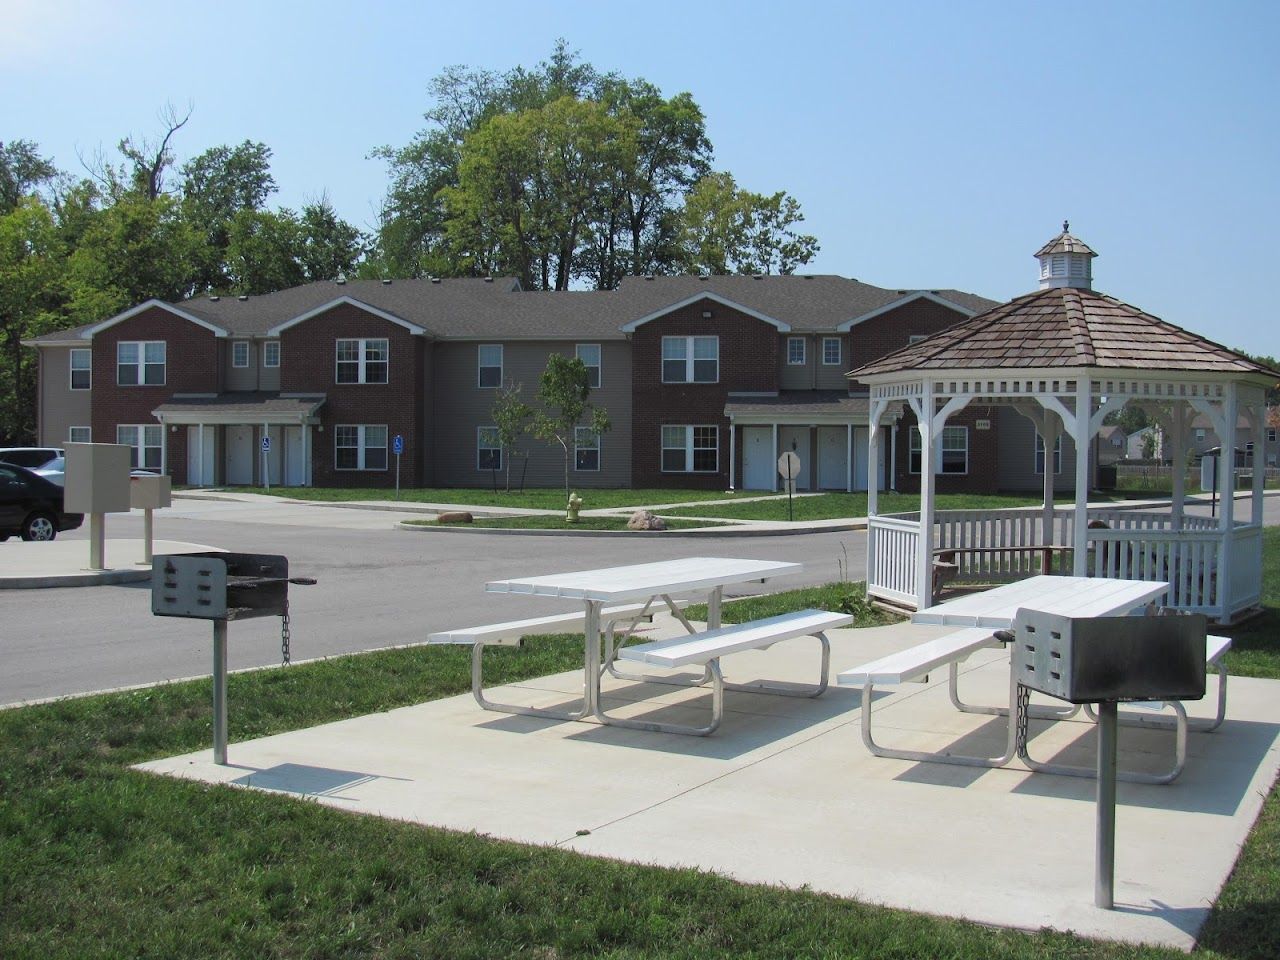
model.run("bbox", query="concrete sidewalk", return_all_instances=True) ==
[137,615,1280,949]
[0,538,220,588]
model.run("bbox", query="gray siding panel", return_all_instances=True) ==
[38,346,93,445]
[225,340,257,391]
[431,340,632,489]
[996,406,1076,493]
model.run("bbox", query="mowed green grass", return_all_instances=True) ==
[663,491,1046,521]
[242,485,773,510]
[403,515,713,531]
[3,541,1279,957]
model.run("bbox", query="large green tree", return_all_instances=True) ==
[180,140,277,290]
[0,140,58,214]
[679,172,819,275]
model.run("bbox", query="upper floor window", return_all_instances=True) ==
[575,343,601,388]
[787,337,806,365]
[662,336,718,384]
[1195,428,1207,442]
[232,341,250,368]
[909,425,968,475]
[263,341,281,368]
[478,344,503,388]
[70,348,91,390]
[822,337,841,366]
[335,338,388,384]
[117,341,165,386]
[1035,434,1063,475]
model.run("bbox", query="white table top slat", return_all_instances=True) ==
[912,575,1168,628]
[485,556,802,603]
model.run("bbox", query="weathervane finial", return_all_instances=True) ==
[1063,219,1070,233]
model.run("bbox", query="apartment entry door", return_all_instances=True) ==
[284,426,306,486]
[742,427,774,490]
[817,427,847,490]
[186,426,216,486]
[226,425,253,485]
[777,426,809,490]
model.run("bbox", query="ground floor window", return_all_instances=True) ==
[1034,434,1062,474]
[335,425,387,470]
[575,426,600,471]
[116,424,163,470]
[661,425,718,473]
[909,425,968,475]
[477,426,501,471]
[68,426,91,443]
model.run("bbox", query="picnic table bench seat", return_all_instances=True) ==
[604,609,853,736]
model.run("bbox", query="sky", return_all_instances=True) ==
[4,0,1278,356]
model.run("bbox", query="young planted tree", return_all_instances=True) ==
[532,354,610,503]
[490,379,533,492]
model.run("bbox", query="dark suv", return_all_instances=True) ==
[0,463,84,541]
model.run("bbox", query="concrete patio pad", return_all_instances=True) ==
[136,617,1280,950]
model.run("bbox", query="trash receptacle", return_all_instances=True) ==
[1096,464,1117,490]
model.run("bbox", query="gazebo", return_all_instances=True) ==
[852,224,1276,622]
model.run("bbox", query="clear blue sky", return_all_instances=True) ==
[6,0,1277,356]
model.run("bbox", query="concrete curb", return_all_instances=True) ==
[397,519,866,538]
[0,567,152,589]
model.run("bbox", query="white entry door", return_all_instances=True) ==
[742,427,774,490]
[284,426,306,486]
[261,425,284,486]
[851,426,869,492]
[226,425,253,485]
[778,426,809,490]
[818,427,848,490]
[186,425,216,486]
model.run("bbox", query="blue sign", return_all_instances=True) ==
[261,436,271,453]
[393,435,404,455]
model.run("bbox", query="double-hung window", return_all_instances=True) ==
[1269,428,1278,443]
[68,426,91,443]
[232,341,250,368]
[117,341,165,385]
[1034,434,1063,475]
[477,426,501,470]
[909,426,968,474]
[116,424,163,470]
[822,337,841,366]
[263,341,281,368]
[575,344,601,388]
[787,337,806,365]
[575,426,600,471]
[70,349,91,390]
[661,336,718,383]
[478,344,503,388]
[335,339,388,384]
[661,425,718,473]
[335,425,387,470]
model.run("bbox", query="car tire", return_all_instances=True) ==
[0,534,9,542]
[21,513,57,542]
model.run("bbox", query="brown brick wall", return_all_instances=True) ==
[889,408,1000,494]
[631,299,779,489]
[848,298,971,393]
[280,303,423,488]
[90,306,221,483]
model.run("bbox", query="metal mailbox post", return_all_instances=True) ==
[151,552,315,764]
[1011,609,1207,909]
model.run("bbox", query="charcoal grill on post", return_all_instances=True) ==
[1010,608,1207,909]
[151,552,315,764]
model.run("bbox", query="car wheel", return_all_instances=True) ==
[21,513,57,541]
[0,534,9,542]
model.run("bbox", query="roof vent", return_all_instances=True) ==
[484,276,493,283]
[209,295,219,302]
[897,290,907,295]
[804,275,814,280]
[930,290,939,294]
[644,275,654,281]
[752,274,764,280]
[237,295,248,301]
[382,278,392,285]
[430,277,441,284]
[699,275,709,281]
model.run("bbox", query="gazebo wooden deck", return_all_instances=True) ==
[852,225,1276,622]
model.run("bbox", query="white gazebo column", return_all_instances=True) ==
[1219,384,1238,614]
[771,423,779,492]
[1252,400,1267,526]
[1072,379,1092,576]
[1041,414,1059,547]
[867,398,886,517]
[846,422,853,493]
[1168,403,1188,531]
[197,422,206,486]
[728,421,736,490]
[913,381,936,609]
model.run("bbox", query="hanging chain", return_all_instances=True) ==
[280,595,292,666]
[1014,682,1031,754]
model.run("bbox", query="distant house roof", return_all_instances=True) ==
[849,286,1280,379]
[1098,425,1126,442]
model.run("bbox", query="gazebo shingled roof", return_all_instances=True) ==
[849,287,1280,379]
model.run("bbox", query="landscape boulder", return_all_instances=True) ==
[436,511,474,524]
[626,510,667,532]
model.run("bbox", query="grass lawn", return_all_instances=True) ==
[684,580,904,628]
[662,491,1049,521]
[403,515,713,531]
[4,543,1279,956]
[239,486,772,511]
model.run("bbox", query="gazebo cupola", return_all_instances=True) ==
[1036,220,1096,290]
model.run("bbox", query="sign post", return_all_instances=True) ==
[777,451,801,522]
[393,434,404,497]
[261,435,272,491]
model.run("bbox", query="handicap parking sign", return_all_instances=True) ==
[393,435,404,455]
[261,436,271,452]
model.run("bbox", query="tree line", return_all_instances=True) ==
[0,42,819,444]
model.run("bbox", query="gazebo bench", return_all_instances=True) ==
[602,609,853,736]
[932,545,1073,595]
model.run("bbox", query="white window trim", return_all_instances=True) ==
[68,426,91,443]
[822,337,841,366]
[787,337,806,366]
[263,341,281,368]
[1034,434,1063,475]
[660,424,718,473]
[335,338,389,385]
[116,423,165,472]
[575,343,602,388]
[661,336,719,384]
[477,425,502,471]
[477,344,503,389]
[909,425,969,475]
[116,340,166,386]
[574,426,600,472]
[69,348,91,390]
[334,424,388,471]
[232,340,250,368]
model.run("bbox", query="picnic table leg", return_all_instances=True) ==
[1096,701,1117,909]
[948,659,1077,720]
[583,600,602,718]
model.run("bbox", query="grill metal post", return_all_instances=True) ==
[1095,701,1118,908]
[212,619,228,765]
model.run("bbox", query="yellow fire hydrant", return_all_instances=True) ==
[566,491,583,523]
